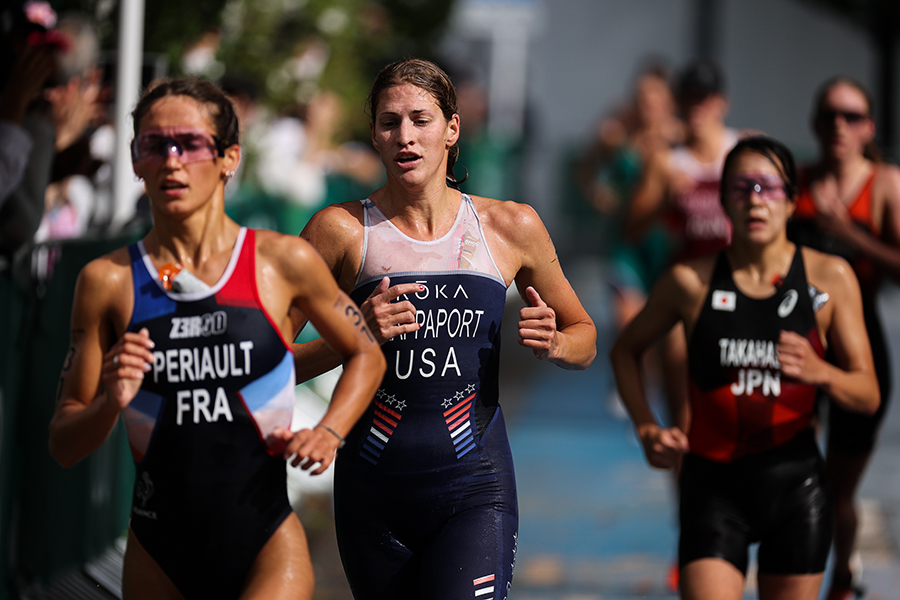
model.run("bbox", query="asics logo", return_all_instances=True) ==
[778,289,798,318]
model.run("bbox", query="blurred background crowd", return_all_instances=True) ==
[2,0,900,598]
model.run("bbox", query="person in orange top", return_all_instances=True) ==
[786,77,900,600]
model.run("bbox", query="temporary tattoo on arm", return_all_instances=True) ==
[56,345,76,402]
[343,301,375,343]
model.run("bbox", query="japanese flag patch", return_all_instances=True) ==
[712,290,736,311]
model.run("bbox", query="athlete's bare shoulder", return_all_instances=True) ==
[302,201,365,244]
[875,161,900,199]
[254,229,328,282]
[73,246,135,332]
[77,247,133,297]
[657,254,716,328]
[470,194,546,244]
[298,200,366,287]
[669,253,717,298]
[800,245,856,292]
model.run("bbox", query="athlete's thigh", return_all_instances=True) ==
[419,504,518,600]
[757,572,824,600]
[241,513,314,600]
[122,528,184,600]
[681,558,744,600]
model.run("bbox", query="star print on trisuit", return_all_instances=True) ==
[445,388,477,458]
[359,388,405,465]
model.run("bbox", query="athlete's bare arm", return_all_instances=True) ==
[779,248,879,415]
[610,258,710,468]
[624,147,669,241]
[256,231,386,474]
[866,163,900,280]
[290,204,420,384]
[477,197,596,370]
[48,250,155,468]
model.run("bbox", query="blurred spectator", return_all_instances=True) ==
[33,11,103,243]
[0,48,55,204]
[454,74,521,200]
[302,89,383,196]
[0,5,106,259]
[220,74,267,202]
[182,26,224,80]
[257,105,326,210]
[577,60,684,419]
[578,61,683,325]
[224,86,382,235]
[0,1,70,258]
[625,59,747,439]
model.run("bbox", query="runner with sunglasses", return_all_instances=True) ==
[786,77,900,600]
[48,77,386,599]
[611,135,879,600]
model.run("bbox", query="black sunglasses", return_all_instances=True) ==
[816,109,869,125]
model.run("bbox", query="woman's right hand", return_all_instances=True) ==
[102,327,155,410]
[637,423,689,470]
[361,277,422,344]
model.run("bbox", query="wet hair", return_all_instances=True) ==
[132,77,239,148]
[366,58,466,188]
[720,135,799,205]
[813,76,881,163]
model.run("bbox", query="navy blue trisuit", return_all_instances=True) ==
[336,194,518,600]
[121,228,296,599]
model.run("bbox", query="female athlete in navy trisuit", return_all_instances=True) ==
[293,58,597,600]
[48,78,385,600]
[611,136,879,600]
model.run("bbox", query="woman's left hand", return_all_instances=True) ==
[518,286,561,361]
[272,426,342,475]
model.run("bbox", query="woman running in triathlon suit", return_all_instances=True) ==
[48,77,386,600]
[626,60,741,434]
[611,135,879,600]
[786,76,900,600]
[292,58,597,600]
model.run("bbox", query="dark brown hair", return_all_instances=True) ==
[132,77,239,148]
[367,58,466,188]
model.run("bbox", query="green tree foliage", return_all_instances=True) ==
[51,0,456,140]
[216,0,456,139]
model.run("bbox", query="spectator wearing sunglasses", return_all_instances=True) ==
[786,77,900,600]
[48,77,386,600]
[612,135,879,600]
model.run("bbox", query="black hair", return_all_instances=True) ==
[720,135,798,205]
[678,60,725,104]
